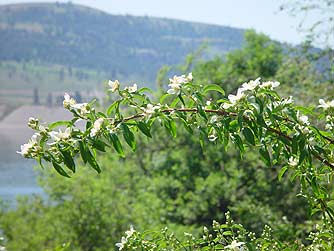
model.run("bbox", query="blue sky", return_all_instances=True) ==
[0,0,316,46]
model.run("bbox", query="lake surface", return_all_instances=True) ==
[0,105,71,205]
[0,160,43,204]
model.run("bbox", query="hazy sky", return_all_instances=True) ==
[0,0,314,46]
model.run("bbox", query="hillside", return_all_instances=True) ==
[0,2,245,84]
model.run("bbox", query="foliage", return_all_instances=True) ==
[2,30,334,250]
[190,30,330,105]
[116,213,333,251]
[190,30,282,94]
[12,64,334,250]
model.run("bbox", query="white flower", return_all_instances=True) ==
[288,156,298,167]
[228,88,245,104]
[38,125,48,133]
[298,125,310,134]
[125,225,135,238]
[318,99,334,110]
[259,81,280,90]
[325,123,333,130]
[30,133,40,143]
[0,246,5,251]
[208,134,217,142]
[297,111,310,125]
[126,84,137,93]
[240,77,261,91]
[28,117,39,129]
[224,240,245,250]
[17,142,34,157]
[28,117,38,124]
[167,74,190,95]
[271,81,280,88]
[143,103,161,116]
[167,83,182,95]
[17,133,40,157]
[63,93,76,109]
[49,128,71,142]
[210,115,218,124]
[184,232,193,237]
[212,220,220,228]
[222,102,234,109]
[73,103,89,116]
[169,75,188,85]
[108,80,120,92]
[282,96,294,105]
[90,118,104,137]
[186,72,193,82]
[115,236,127,250]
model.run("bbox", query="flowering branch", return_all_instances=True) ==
[18,73,334,225]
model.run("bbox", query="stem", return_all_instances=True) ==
[109,107,334,170]
[319,199,334,225]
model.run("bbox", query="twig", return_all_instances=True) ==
[109,107,334,170]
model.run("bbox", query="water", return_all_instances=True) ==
[0,161,43,204]
[0,137,43,206]
[0,105,72,205]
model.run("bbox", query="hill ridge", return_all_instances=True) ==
[0,2,245,83]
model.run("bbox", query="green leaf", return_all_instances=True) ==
[229,120,238,130]
[180,117,193,134]
[138,87,153,93]
[109,134,125,157]
[243,127,255,145]
[197,105,207,120]
[106,100,120,116]
[222,231,233,236]
[170,98,180,108]
[92,140,108,152]
[122,124,136,151]
[164,119,177,137]
[295,106,314,115]
[318,232,332,238]
[52,161,71,178]
[310,177,319,195]
[88,98,97,107]
[178,94,186,106]
[86,148,101,173]
[137,121,152,138]
[237,111,244,127]
[310,207,322,216]
[291,135,299,154]
[203,84,225,95]
[78,141,88,164]
[133,94,148,103]
[278,166,288,181]
[59,149,76,173]
[259,147,271,166]
[37,156,44,169]
[234,134,244,155]
[160,93,172,104]
[86,121,92,130]
[214,244,224,250]
[199,129,206,150]
[49,121,72,130]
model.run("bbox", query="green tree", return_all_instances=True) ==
[192,30,283,94]
[2,31,334,251]
[6,70,334,250]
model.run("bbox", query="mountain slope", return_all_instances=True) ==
[0,2,244,83]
